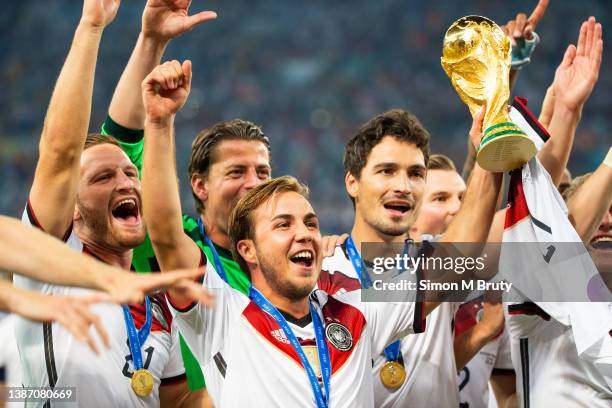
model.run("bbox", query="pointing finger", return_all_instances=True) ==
[527,0,549,27]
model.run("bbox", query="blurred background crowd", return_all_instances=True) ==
[0,0,609,232]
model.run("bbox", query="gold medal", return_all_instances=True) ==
[131,369,154,397]
[379,361,406,389]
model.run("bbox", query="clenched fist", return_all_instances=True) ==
[142,60,193,125]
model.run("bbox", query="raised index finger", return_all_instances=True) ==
[527,0,549,27]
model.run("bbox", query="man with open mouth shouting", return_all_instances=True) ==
[13,1,212,407]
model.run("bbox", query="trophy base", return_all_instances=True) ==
[476,126,536,172]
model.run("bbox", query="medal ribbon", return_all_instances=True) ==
[383,340,401,363]
[197,217,229,284]
[346,235,408,364]
[345,235,373,288]
[249,287,331,408]
[122,296,152,371]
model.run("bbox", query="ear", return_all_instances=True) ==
[73,204,81,222]
[345,171,359,201]
[237,239,258,266]
[191,173,209,204]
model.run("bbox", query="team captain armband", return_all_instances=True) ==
[604,147,612,168]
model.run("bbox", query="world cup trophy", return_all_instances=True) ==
[441,15,536,172]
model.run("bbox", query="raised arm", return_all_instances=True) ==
[0,215,212,305]
[142,61,201,277]
[443,109,504,245]
[538,17,602,186]
[107,0,216,130]
[28,0,119,239]
[485,17,603,244]
[423,110,503,316]
[566,150,612,242]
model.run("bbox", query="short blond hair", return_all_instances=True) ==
[84,133,120,150]
[228,176,310,275]
[427,154,457,171]
[562,172,592,202]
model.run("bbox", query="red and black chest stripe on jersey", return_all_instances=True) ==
[243,295,366,374]
[129,293,174,333]
[317,269,361,295]
[505,171,530,230]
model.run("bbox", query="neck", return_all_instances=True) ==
[267,291,310,319]
[80,238,133,269]
[200,213,230,249]
[409,226,421,241]
[351,216,406,252]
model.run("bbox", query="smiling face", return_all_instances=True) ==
[75,143,145,250]
[412,169,466,239]
[347,136,426,239]
[193,140,271,235]
[239,191,322,301]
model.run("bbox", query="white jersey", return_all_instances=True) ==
[500,158,612,407]
[321,246,460,408]
[13,203,185,408]
[455,301,513,408]
[505,302,612,408]
[169,246,423,408]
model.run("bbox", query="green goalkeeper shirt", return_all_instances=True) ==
[101,116,250,389]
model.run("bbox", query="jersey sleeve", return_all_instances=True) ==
[504,302,550,339]
[160,320,187,385]
[100,115,144,174]
[493,328,514,371]
[14,201,81,294]
[166,251,247,368]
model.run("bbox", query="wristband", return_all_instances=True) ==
[511,32,540,70]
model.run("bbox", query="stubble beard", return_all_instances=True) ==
[257,247,314,301]
[76,200,144,250]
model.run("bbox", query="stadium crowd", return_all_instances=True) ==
[0,0,610,231]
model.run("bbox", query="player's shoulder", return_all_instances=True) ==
[323,244,348,262]
[313,289,365,322]
[15,201,81,293]
[321,245,353,275]
[504,301,552,337]
[22,199,77,245]
[319,246,361,295]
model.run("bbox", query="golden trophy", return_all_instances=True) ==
[441,15,536,172]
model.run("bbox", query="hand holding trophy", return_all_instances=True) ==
[441,16,536,172]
